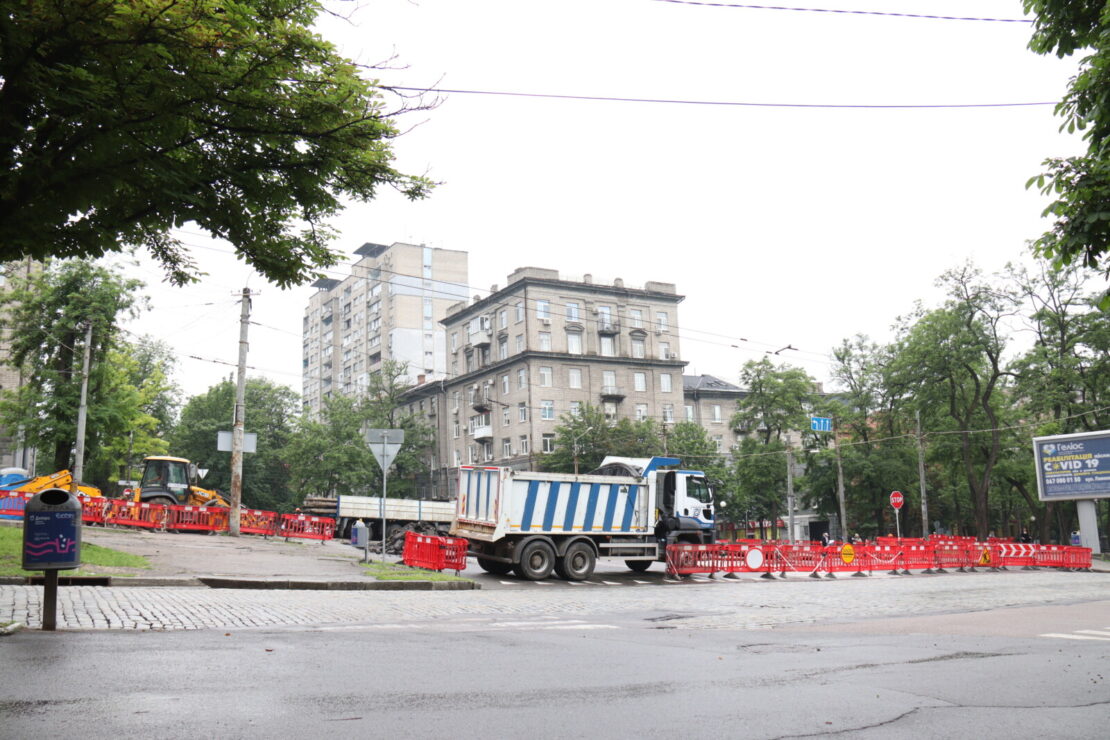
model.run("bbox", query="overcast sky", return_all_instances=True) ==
[120,0,1087,400]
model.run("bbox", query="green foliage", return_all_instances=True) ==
[284,361,435,498]
[536,404,663,473]
[0,0,431,287]
[0,260,153,482]
[1023,2,1110,282]
[732,358,818,444]
[169,378,298,511]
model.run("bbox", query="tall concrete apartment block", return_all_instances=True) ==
[301,242,468,416]
[404,267,686,499]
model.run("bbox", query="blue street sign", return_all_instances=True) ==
[811,417,832,432]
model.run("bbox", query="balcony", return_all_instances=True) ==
[472,424,493,441]
[472,397,492,413]
[597,320,620,335]
[600,385,625,401]
[469,331,492,348]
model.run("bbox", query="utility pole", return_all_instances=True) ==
[786,444,795,543]
[916,409,930,538]
[833,418,847,541]
[229,288,251,536]
[71,322,92,493]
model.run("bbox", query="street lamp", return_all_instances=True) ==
[572,426,593,476]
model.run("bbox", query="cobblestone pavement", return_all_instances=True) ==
[3,569,1108,631]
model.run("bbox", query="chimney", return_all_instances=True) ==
[417,374,426,385]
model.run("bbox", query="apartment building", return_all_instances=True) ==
[683,374,748,453]
[0,259,37,471]
[403,267,686,499]
[301,242,468,416]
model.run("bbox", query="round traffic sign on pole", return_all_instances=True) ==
[890,490,904,510]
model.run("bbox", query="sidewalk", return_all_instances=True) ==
[2,524,478,591]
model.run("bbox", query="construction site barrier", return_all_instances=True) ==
[165,505,227,533]
[401,531,468,572]
[280,514,335,541]
[773,543,831,578]
[666,543,721,577]
[240,509,279,537]
[106,500,167,529]
[78,495,110,525]
[0,492,32,520]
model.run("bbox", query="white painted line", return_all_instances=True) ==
[566,581,584,586]
[1040,633,1110,641]
[495,620,586,627]
[541,624,619,630]
[533,581,554,586]
[601,581,621,586]
[1075,630,1110,637]
[633,580,652,584]
[498,581,518,585]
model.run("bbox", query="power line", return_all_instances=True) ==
[648,1,1032,24]
[388,85,1055,109]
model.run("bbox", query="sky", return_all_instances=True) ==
[119,0,1088,400]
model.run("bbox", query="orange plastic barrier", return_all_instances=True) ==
[401,531,468,572]
[166,505,226,532]
[106,500,167,529]
[240,509,279,537]
[280,513,335,541]
[773,543,830,578]
[1064,546,1092,570]
[717,542,770,576]
[665,543,721,577]
[1035,545,1068,569]
[78,495,109,525]
[0,491,32,520]
[995,542,1038,569]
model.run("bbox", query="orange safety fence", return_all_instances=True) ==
[0,491,32,519]
[401,531,469,572]
[1064,546,1093,570]
[165,505,226,532]
[240,509,280,537]
[280,513,335,541]
[78,495,110,525]
[772,543,830,578]
[106,500,167,529]
[665,543,721,577]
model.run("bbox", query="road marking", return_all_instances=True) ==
[601,581,621,586]
[1040,632,1110,641]
[566,581,584,586]
[633,580,652,584]
[498,581,518,586]
[1075,629,1110,637]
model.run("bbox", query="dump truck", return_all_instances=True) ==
[0,469,101,498]
[451,456,717,581]
[130,456,228,508]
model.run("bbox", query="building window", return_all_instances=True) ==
[520,435,530,454]
[454,449,462,467]
[542,434,556,453]
[498,338,508,360]
[656,311,669,332]
[713,435,723,451]
[712,404,722,422]
[629,308,643,328]
[603,401,618,419]
[518,368,527,389]
[566,302,580,321]
[659,342,670,360]
[503,438,513,457]
[467,446,476,464]
[502,406,511,426]
[566,331,582,355]
[568,368,582,389]
[685,404,695,421]
[453,421,460,439]
[662,404,674,423]
[515,302,524,322]
[631,337,645,358]
[569,401,582,417]
[539,332,552,351]
[515,334,524,353]
[635,403,648,421]
[597,305,611,323]
[539,366,553,386]
[600,335,615,357]
[536,300,550,320]
[499,309,507,329]
[602,370,617,389]
[540,400,555,420]
[634,372,646,392]
[501,374,510,394]
[660,373,672,393]
[518,402,528,422]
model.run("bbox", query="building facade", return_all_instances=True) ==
[403,267,687,499]
[0,259,37,471]
[301,242,468,416]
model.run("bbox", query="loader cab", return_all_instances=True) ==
[137,457,191,504]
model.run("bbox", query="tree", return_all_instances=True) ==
[0,259,144,475]
[731,358,816,445]
[284,361,435,498]
[1024,1,1110,289]
[170,378,298,511]
[0,0,431,287]
[537,405,662,474]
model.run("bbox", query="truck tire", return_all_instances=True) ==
[477,558,513,575]
[555,542,596,581]
[147,496,175,507]
[625,560,653,573]
[513,539,556,580]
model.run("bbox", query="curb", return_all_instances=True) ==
[0,621,26,636]
[0,576,479,590]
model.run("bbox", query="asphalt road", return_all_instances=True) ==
[2,598,1108,738]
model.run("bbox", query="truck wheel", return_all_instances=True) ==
[477,558,513,575]
[148,496,175,507]
[513,540,555,580]
[555,542,596,581]
[625,560,653,573]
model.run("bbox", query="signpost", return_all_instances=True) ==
[1033,430,1110,553]
[366,428,404,561]
[811,416,848,541]
[890,490,904,539]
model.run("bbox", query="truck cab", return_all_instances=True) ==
[593,456,716,545]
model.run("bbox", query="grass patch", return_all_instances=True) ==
[362,560,470,582]
[0,524,149,577]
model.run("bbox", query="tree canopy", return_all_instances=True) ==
[0,0,431,287]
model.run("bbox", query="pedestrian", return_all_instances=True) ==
[852,533,862,545]
[1019,528,1032,544]
[821,532,830,547]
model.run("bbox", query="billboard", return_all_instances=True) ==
[1033,430,1110,502]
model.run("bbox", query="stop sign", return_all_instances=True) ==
[890,490,904,510]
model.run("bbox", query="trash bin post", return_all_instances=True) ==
[22,488,83,631]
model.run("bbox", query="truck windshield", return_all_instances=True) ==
[686,477,712,504]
